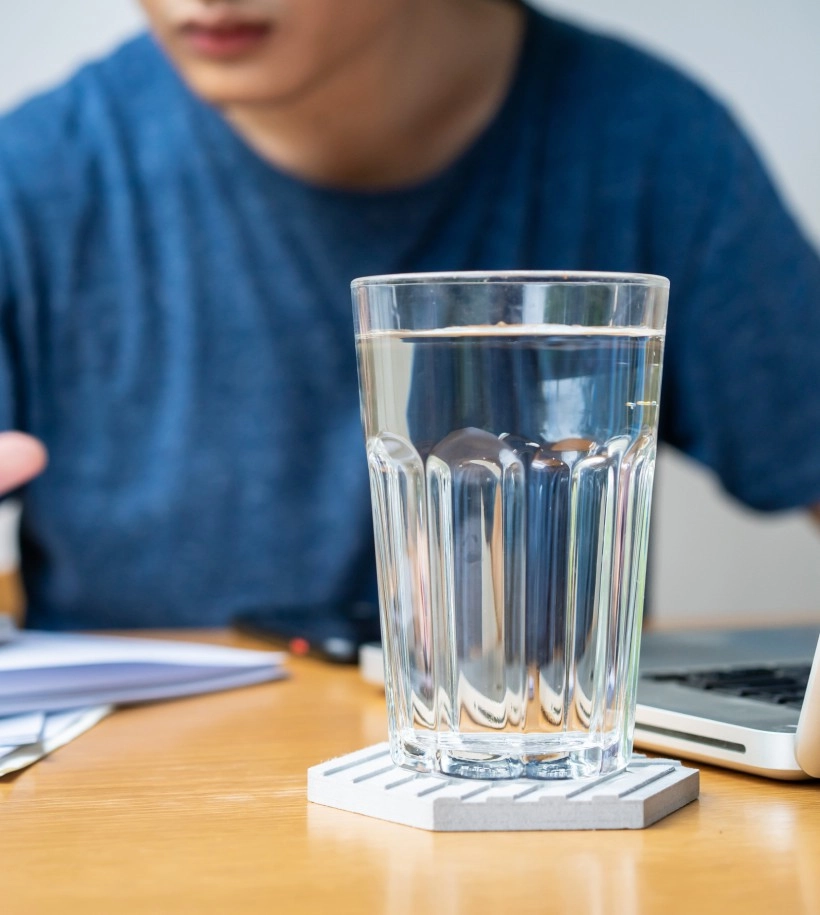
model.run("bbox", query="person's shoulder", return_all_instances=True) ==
[0,34,181,197]
[527,10,736,139]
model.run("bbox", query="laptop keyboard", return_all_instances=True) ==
[646,664,811,710]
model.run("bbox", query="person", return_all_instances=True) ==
[0,0,818,630]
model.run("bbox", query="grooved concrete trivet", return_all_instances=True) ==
[307,743,699,832]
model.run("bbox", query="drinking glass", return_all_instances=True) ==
[353,272,668,779]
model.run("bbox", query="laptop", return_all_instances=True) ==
[636,625,820,780]
[359,624,820,780]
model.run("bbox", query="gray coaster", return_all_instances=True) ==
[307,743,699,832]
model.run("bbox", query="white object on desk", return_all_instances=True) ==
[0,711,44,746]
[0,706,111,777]
[0,630,287,715]
[307,743,699,832]
[796,636,820,778]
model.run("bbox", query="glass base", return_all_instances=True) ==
[391,730,629,780]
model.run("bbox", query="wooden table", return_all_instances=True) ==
[3,630,820,915]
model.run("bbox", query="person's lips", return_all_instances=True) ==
[180,20,272,59]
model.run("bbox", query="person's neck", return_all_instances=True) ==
[222,0,526,191]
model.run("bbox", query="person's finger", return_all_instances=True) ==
[0,432,47,493]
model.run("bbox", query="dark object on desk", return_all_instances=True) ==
[233,601,382,664]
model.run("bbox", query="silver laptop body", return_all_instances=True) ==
[636,626,820,780]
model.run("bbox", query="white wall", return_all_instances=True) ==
[1,1,819,621]
[0,1,144,111]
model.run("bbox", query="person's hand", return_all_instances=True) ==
[0,432,47,494]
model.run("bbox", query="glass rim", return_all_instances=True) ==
[351,270,669,289]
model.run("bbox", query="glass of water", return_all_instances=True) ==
[352,272,668,780]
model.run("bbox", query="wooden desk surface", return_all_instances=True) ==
[2,630,820,915]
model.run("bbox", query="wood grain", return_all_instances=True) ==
[0,568,24,623]
[2,630,820,915]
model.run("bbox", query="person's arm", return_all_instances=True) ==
[651,95,820,515]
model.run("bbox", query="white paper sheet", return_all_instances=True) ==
[0,711,45,745]
[0,632,285,670]
[0,706,111,777]
[0,631,288,715]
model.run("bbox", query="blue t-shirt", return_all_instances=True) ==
[0,10,818,629]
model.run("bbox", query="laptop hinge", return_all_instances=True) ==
[795,635,820,777]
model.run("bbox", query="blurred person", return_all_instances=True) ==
[0,0,818,629]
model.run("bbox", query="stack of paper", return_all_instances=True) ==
[0,629,287,776]
[0,706,112,777]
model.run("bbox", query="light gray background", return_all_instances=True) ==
[1,1,818,623]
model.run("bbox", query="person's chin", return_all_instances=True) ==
[173,59,280,107]
[176,56,317,110]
